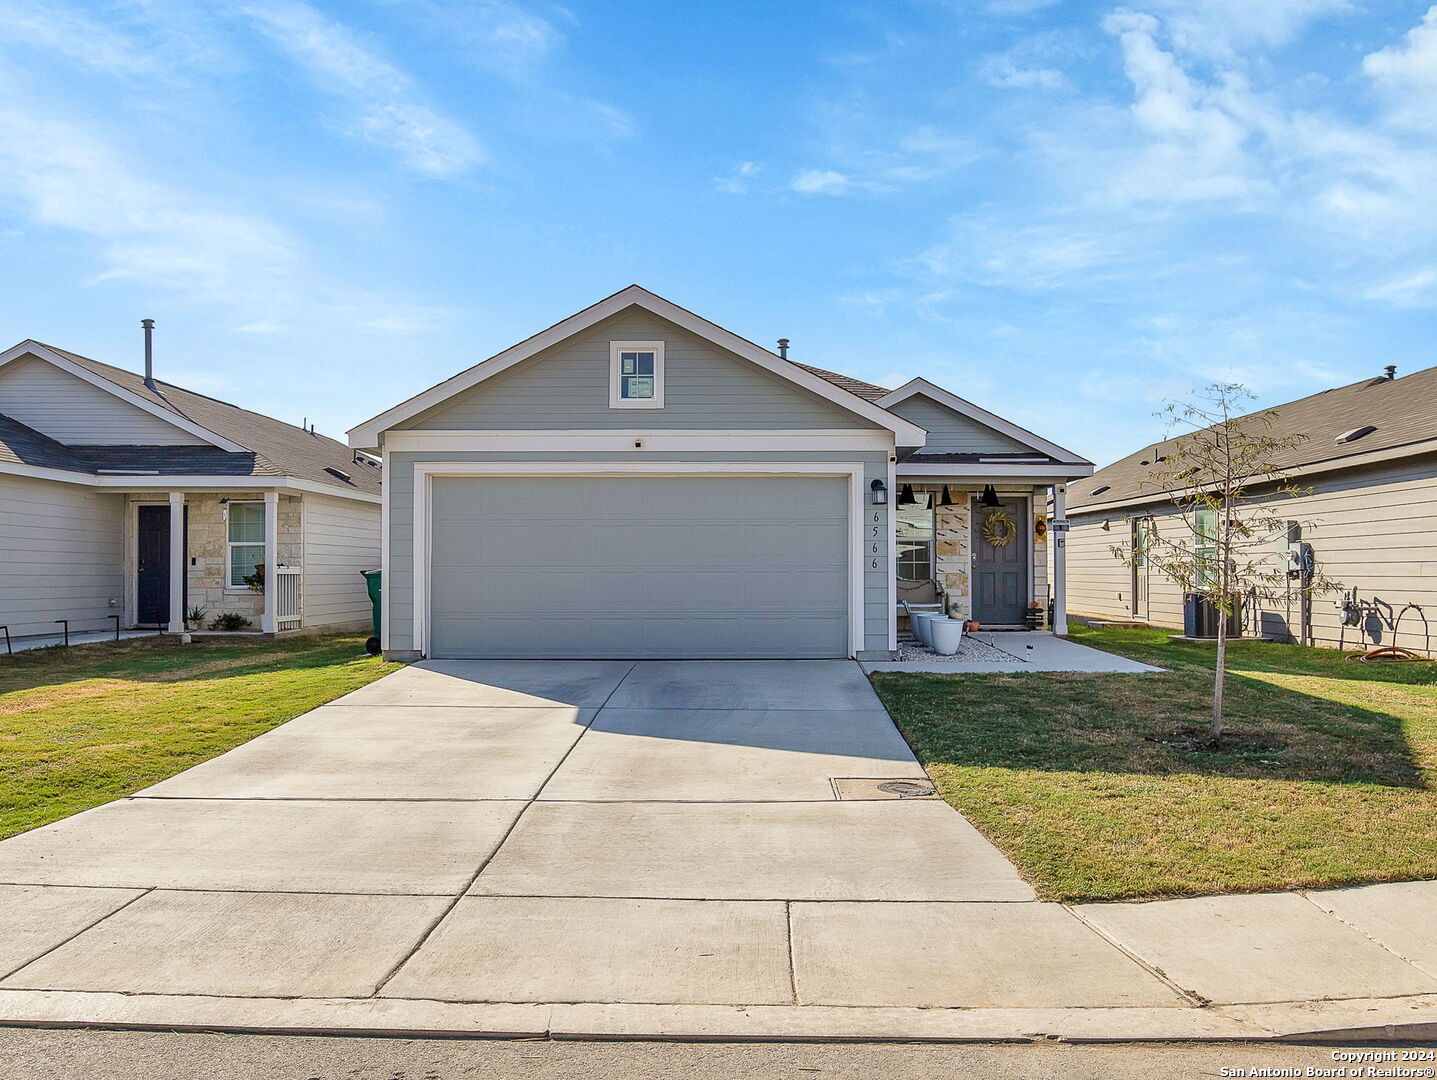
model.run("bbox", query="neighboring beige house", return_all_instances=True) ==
[0,340,381,643]
[349,285,1093,661]
[1065,365,1437,656]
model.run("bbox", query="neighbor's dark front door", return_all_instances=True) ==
[136,505,186,625]
[971,497,1029,625]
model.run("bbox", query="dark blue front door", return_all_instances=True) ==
[136,505,186,625]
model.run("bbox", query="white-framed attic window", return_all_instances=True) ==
[609,341,664,409]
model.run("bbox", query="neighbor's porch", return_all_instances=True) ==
[122,490,303,634]
[892,478,1069,636]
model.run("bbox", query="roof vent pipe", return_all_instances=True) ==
[141,318,155,389]
[1384,365,1396,380]
[777,338,790,360]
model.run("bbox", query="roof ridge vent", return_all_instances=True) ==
[1336,425,1377,444]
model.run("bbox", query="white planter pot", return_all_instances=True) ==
[930,617,965,656]
[913,612,944,648]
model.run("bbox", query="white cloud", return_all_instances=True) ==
[1140,0,1351,59]
[788,127,979,196]
[415,0,564,79]
[386,0,632,145]
[983,58,1069,90]
[714,160,763,194]
[0,0,155,74]
[1362,267,1437,308]
[790,169,852,195]
[242,1,484,176]
[0,105,296,300]
[1100,10,1270,204]
[0,0,227,77]
[1363,5,1437,129]
[918,217,1137,290]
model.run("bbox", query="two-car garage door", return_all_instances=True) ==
[427,475,851,659]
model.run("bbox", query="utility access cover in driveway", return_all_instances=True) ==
[0,658,1092,1032]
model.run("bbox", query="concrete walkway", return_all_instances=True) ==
[3,628,159,655]
[862,631,1162,673]
[0,659,1432,1042]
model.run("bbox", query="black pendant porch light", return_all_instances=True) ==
[897,484,917,506]
[939,485,957,507]
[980,484,1002,507]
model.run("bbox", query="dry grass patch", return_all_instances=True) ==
[872,625,1437,902]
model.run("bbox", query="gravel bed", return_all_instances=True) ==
[895,634,1019,663]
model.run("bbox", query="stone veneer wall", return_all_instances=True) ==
[128,493,302,627]
[908,484,1050,620]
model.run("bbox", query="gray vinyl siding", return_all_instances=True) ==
[300,493,381,630]
[384,450,890,657]
[884,394,1032,454]
[0,357,209,445]
[400,308,879,432]
[1065,454,1437,655]
[0,473,125,638]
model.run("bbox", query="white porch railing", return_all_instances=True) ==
[274,566,302,629]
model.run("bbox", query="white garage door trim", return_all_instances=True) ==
[410,461,867,658]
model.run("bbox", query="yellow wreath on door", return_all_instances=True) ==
[981,509,1017,548]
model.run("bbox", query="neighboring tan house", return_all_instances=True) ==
[0,340,381,643]
[349,285,1093,661]
[1065,365,1437,656]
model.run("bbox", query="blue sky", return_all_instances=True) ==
[0,0,1433,465]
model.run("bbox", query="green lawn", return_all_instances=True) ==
[872,625,1437,902]
[0,634,401,840]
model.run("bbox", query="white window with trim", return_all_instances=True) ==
[609,341,664,408]
[227,501,266,588]
[896,490,935,581]
[1193,507,1218,588]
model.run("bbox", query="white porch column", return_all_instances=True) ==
[1051,483,1068,635]
[261,490,279,633]
[167,491,185,633]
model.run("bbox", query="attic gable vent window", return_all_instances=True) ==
[1336,425,1377,444]
[610,340,665,409]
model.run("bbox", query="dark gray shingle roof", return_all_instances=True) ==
[0,413,88,471]
[1068,367,1437,512]
[12,345,381,495]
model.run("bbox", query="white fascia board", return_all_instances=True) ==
[383,429,895,453]
[92,475,383,503]
[0,461,380,503]
[347,285,927,449]
[0,460,97,486]
[0,341,248,453]
[876,378,1090,466]
[896,462,1093,479]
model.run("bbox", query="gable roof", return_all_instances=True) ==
[0,342,380,497]
[877,378,1092,467]
[347,285,928,449]
[792,362,890,402]
[1068,366,1437,514]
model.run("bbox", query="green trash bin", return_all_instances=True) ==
[360,569,382,655]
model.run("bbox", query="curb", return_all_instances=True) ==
[2,991,1434,1043]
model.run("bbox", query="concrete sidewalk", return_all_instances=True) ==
[0,659,1432,1043]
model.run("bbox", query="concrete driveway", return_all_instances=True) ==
[1,660,1433,1041]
